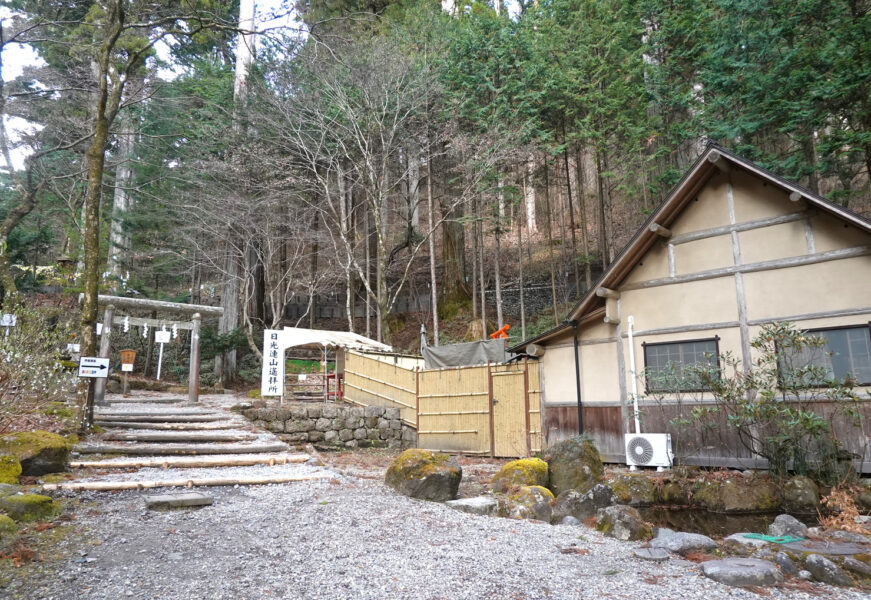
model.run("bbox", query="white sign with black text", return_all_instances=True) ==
[78,356,110,378]
[261,330,285,397]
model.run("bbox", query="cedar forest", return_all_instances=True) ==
[1,0,870,385]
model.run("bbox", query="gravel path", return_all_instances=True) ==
[8,471,865,600]
[4,392,864,598]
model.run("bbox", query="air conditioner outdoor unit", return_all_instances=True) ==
[625,433,673,470]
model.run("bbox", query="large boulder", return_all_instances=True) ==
[595,505,653,541]
[544,436,603,496]
[0,455,21,484]
[702,558,783,587]
[491,458,548,493]
[804,554,852,587]
[649,528,717,555]
[0,493,61,522]
[768,514,808,538]
[0,431,73,476]
[693,475,779,513]
[607,473,658,506]
[551,484,616,523]
[504,485,554,522]
[782,475,819,513]
[384,449,461,502]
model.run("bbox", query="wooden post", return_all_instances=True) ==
[523,358,531,458]
[188,313,201,403]
[93,304,115,407]
[487,361,495,458]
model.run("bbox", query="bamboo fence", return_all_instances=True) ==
[342,350,541,458]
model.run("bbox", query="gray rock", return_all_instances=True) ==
[445,496,497,516]
[315,418,331,432]
[387,440,402,449]
[307,406,322,419]
[377,419,390,430]
[267,421,285,433]
[344,440,357,448]
[799,570,813,580]
[553,484,616,524]
[389,419,402,430]
[650,528,717,555]
[323,430,339,443]
[828,530,871,544]
[321,405,338,418]
[308,431,324,442]
[595,505,652,541]
[532,501,552,523]
[804,554,852,587]
[545,437,603,495]
[290,407,307,419]
[0,483,18,497]
[723,533,770,551]
[701,558,784,587]
[843,556,871,578]
[338,429,353,442]
[773,551,798,576]
[384,450,462,502]
[768,514,808,538]
[560,516,580,526]
[384,408,400,420]
[145,493,213,510]
[353,428,367,440]
[364,405,384,418]
[633,548,670,562]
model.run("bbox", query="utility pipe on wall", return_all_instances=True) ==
[571,320,583,435]
[627,316,641,435]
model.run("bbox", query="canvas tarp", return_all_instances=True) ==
[280,327,392,352]
[422,339,507,369]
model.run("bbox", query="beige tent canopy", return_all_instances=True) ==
[280,327,391,352]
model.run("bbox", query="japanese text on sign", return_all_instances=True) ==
[261,330,284,397]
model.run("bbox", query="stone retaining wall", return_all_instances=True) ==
[236,402,417,449]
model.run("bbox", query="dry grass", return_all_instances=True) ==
[819,488,866,534]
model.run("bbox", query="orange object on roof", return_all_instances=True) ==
[490,324,510,339]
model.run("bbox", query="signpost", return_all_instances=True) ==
[155,328,170,380]
[261,330,284,399]
[78,357,110,378]
[1,313,15,337]
[120,349,136,396]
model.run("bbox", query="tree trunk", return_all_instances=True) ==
[543,159,559,325]
[575,146,592,289]
[441,200,468,309]
[426,146,439,346]
[308,213,319,329]
[108,96,136,286]
[525,154,537,235]
[471,196,478,321]
[563,142,581,297]
[494,185,504,329]
[517,197,526,340]
[478,209,487,337]
[595,147,611,266]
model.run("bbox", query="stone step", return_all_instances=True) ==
[145,492,214,509]
[105,397,186,404]
[94,421,239,431]
[43,473,331,492]
[74,441,290,456]
[102,431,258,443]
[95,414,226,423]
[69,453,310,470]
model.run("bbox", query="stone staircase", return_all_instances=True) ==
[44,393,328,493]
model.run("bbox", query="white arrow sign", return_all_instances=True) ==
[78,356,110,378]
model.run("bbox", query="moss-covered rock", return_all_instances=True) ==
[384,449,462,502]
[43,402,75,419]
[782,475,820,513]
[505,485,555,521]
[0,514,16,535]
[0,431,73,476]
[595,505,653,541]
[544,436,603,496]
[0,455,21,485]
[0,494,61,522]
[659,480,691,505]
[692,475,780,513]
[491,458,548,493]
[607,473,658,506]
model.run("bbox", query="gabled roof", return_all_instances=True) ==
[513,144,871,350]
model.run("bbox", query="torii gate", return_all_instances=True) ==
[87,294,223,407]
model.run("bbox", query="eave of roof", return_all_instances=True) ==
[564,144,871,324]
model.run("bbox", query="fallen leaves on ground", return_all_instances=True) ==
[558,547,590,555]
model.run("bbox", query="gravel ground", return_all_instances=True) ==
[3,392,865,599]
[5,471,866,600]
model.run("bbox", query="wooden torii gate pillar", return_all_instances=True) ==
[87,295,223,406]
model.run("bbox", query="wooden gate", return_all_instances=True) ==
[490,368,529,458]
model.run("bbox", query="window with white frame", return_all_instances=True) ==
[643,337,720,392]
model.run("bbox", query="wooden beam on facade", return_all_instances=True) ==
[648,223,672,238]
[707,150,731,174]
[596,287,620,299]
